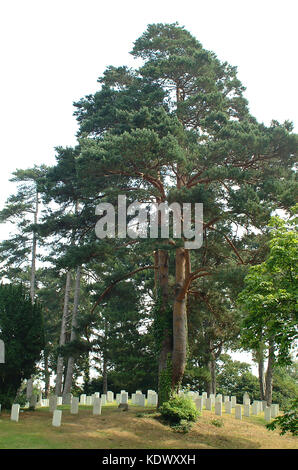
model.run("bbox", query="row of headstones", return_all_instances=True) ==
[22,389,158,411]
[189,392,279,422]
[8,389,159,425]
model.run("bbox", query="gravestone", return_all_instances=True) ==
[209,393,215,400]
[202,392,207,399]
[244,404,250,417]
[116,394,121,405]
[86,396,92,406]
[147,392,158,406]
[271,404,279,418]
[224,396,230,403]
[235,404,242,420]
[120,392,128,404]
[264,406,271,422]
[231,396,237,408]
[101,394,107,406]
[136,394,145,406]
[107,391,114,402]
[206,398,212,411]
[11,404,20,422]
[80,394,86,405]
[49,395,57,412]
[225,401,232,414]
[243,392,250,405]
[93,397,102,415]
[94,392,100,398]
[194,397,203,411]
[52,409,62,427]
[71,397,79,414]
[57,396,62,406]
[252,401,259,415]
[216,394,222,402]
[215,402,222,416]
[0,339,4,363]
[131,393,136,405]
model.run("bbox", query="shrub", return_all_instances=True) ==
[159,394,199,425]
[266,398,298,436]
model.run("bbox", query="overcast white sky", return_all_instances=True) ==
[0,0,297,373]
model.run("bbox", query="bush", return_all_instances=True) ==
[266,398,298,436]
[159,394,199,425]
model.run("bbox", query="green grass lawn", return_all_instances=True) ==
[0,402,297,449]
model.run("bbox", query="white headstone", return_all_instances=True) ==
[252,401,259,415]
[224,396,230,403]
[215,402,222,416]
[80,394,86,405]
[231,396,237,408]
[86,396,92,406]
[271,404,279,418]
[93,397,102,415]
[11,404,20,422]
[206,398,212,410]
[116,394,121,404]
[57,396,62,406]
[202,392,207,399]
[52,409,62,427]
[194,397,203,411]
[147,393,158,406]
[107,391,114,402]
[94,392,100,398]
[235,405,242,420]
[71,397,79,414]
[101,394,107,406]
[264,406,271,422]
[136,394,145,406]
[120,392,128,404]
[225,401,232,414]
[244,404,250,417]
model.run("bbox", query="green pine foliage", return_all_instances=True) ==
[0,284,45,408]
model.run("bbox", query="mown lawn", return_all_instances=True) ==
[0,402,297,449]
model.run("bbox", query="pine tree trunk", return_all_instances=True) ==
[257,347,266,400]
[265,341,275,406]
[211,358,216,394]
[55,270,72,396]
[158,250,172,375]
[62,266,81,401]
[103,355,108,395]
[26,190,39,399]
[44,351,50,398]
[172,247,187,391]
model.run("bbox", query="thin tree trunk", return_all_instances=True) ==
[62,266,81,401]
[256,346,266,401]
[103,355,108,395]
[158,250,172,375]
[44,351,50,398]
[265,340,275,406]
[172,247,187,390]
[211,358,216,394]
[26,190,39,399]
[55,270,72,396]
